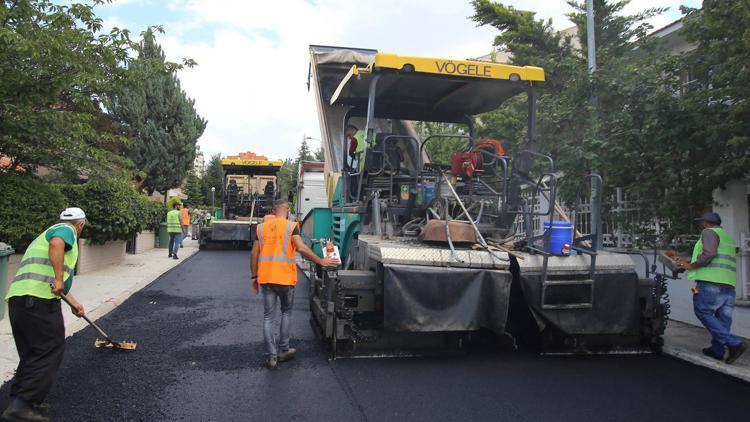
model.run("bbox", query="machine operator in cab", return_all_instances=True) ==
[250,199,338,369]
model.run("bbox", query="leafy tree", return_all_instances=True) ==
[276,158,297,209]
[470,0,713,240]
[0,0,138,178]
[108,29,207,196]
[314,147,325,162]
[678,1,750,203]
[165,195,182,211]
[414,121,470,165]
[0,174,67,251]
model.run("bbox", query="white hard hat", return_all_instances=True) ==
[60,207,86,221]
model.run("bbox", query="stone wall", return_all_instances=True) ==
[76,240,126,274]
[134,231,156,254]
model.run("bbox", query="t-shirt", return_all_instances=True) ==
[45,224,77,294]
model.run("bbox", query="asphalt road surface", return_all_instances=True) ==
[2,250,748,421]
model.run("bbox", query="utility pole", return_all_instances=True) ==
[586,0,602,249]
[586,0,596,73]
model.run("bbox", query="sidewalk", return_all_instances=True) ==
[631,256,750,382]
[663,320,750,383]
[0,239,199,385]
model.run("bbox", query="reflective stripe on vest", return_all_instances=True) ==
[167,210,182,232]
[689,227,737,286]
[17,257,75,275]
[6,223,78,301]
[256,219,298,285]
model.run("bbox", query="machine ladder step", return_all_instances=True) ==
[541,278,594,310]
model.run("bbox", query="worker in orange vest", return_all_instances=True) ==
[250,199,338,369]
[179,203,191,248]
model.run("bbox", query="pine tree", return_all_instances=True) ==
[183,172,205,206]
[108,29,207,196]
[202,153,223,208]
[297,139,314,162]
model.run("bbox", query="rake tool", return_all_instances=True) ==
[60,294,137,350]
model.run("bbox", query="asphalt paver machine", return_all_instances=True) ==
[198,154,282,249]
[304,45,668,357]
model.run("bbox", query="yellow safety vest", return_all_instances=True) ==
[5,223,78,301]
[689,227,737,286]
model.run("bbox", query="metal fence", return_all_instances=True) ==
[513,187,664,248]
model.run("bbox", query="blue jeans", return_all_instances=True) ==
[180,227,188,246]
[168,233,182,256]
[262,284,295,358]
[693,281,742,355]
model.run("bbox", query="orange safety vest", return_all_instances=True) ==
[256,218,298,285]
[180,208,190,225]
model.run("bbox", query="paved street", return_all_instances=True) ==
[2,250,748,422]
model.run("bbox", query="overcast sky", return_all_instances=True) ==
[97,0,700,161]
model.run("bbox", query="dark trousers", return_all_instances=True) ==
[8,296,66,404]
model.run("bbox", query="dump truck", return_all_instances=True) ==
[198,152,282,249]
[302,45,669,357]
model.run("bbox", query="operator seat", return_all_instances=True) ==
[363,133,403,173]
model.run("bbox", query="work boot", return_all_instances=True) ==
[1,397,50,422]
[726,342,747,364]
[266,357,278,370]
[31,403,49,418]
[702,347,724,361]
[278,348,297,362]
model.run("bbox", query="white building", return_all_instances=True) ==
[193,145,205,176]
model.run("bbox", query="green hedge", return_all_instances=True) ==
[0,175,68,251]
[139,199,166,233]
[60,178,166,245]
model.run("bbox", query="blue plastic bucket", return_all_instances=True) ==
[424,183,436,205]
[543,220,574,256]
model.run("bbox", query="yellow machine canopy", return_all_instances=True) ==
[220,158,282,176]
[330,52,545,123]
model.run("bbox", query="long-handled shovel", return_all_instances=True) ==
[60,294,137,350]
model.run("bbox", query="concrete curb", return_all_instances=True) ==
[65,249,200,337]
[663,345,750,384]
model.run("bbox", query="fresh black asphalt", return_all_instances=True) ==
[1,250,748,421]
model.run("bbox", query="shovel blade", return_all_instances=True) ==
[95,338,137,350]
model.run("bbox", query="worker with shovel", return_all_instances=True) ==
[2,208,87,422]
[251,199,338,369]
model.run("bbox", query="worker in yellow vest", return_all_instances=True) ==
[2,208,87,422]
[250,199,338,369]
[677,212,746,364]
[167,202,183,259]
